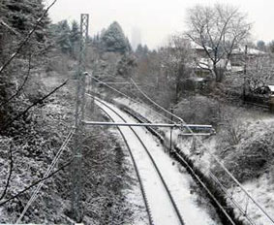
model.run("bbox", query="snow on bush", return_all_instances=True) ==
[216,120,274,183]
[174,95,220,125]
[116,96,274,225]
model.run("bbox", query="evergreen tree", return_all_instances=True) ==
[257,40,266,51]
[0,0,51,130]
[101,21,129,54]
[143,45,149,54]
[54,20,72,54]
[269,41,274,54]
[135,44,149,58]
[3,0,50,43]
[70,20,80,57]
[70,20,80,44]
[136,44,144,55]
[126,37,132,52]
[117,54,137,77]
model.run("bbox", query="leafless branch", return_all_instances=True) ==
[196,60,213,73]
[0,52,32,107]
[0,143,14,201]
[0,159,73,207]
[185,4,251,81]
[0,0,58,75]
[1,79,68,131]
[0,19,20,36]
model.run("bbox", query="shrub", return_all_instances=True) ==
[174,95,220,125]
[216,120,274,183]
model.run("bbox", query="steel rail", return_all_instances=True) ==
[88,74,175,123]
[90,95,185,225]
[208,172,256,225]
[88,75,273,224]
[116,97,238,225]
[130,77,274,224]
[173,151,236,225]
[95,104,154,225]
[130,78,184,123]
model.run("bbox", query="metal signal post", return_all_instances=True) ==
[71,14,89,222]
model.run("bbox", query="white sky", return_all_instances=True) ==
[46,0,274,49]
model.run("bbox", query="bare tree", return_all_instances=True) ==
[268,41,274,54]
[185,4,252,82]
[246,54,274,92]
[160,35,193,103]
[131,36,193,106]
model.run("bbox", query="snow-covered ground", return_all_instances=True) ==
[228,173,274,225]
[114,97,274,225]
[115,98,170,124]
[96,98,221,225]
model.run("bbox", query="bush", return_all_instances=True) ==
[174,95,220,125]
[216,121,274,183]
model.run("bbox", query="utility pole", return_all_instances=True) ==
[90,73,95,115]
[243,45,248,102]
[71,14,89,222]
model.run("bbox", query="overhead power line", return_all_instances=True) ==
[129,78,274,224]
[87,74,273,224]
[88,74,174,123]
[15,130,74,224]
[130,78,184,123]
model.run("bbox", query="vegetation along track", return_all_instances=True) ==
[87,94,185,225]
[117,102,248,225]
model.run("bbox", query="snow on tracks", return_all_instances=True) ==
[95,98,183,225]
[92,97,220,225]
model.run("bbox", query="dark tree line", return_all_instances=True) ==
[92,21,132,54]
[0,0,52,131]
[0,0,51,54]
[50,20,81,57]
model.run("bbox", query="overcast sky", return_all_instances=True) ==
[46,0,274,49]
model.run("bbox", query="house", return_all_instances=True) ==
[230,47,265,68]
[190,42,265,74]
[253,85,274,96]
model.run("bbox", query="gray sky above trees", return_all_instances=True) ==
[46,0,274,49]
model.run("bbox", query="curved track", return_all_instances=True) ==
[90,95,185,225]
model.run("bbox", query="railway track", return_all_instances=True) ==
[89,95,185,225]
[86,76,274,225]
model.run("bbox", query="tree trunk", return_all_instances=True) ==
[174,65,185,104]
[214,65,224,83]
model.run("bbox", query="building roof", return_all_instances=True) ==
[268,85,274,92]
[190,42,212,51]
[232,47,265,55]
